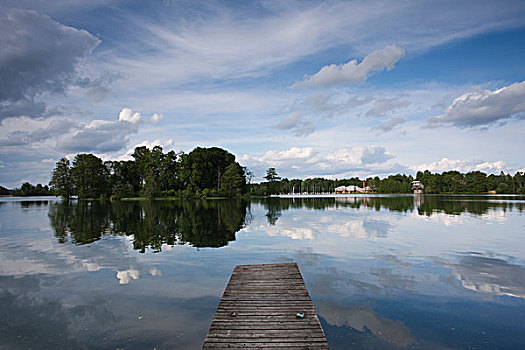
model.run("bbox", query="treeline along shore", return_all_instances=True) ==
[2,145,524,198]
[254,169,525,195]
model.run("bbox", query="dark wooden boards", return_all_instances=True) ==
[202,263,329,349]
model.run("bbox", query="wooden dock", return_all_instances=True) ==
[202,263,329,349]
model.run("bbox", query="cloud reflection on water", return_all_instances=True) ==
[442,254,525,298]
[317,302,416,347]
[2,197,525,349]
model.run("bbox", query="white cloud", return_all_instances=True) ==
[474,161,506,172]
[242,145,397,180]
[0,110,140,154]
[293,45,405,88]
[410,157,507,173]
[0,117,78,147]
[260,147,318,162]
[325,146,394,166]
[59,120,138,153]
[427,81,525,128]
[118,108,141,123]
[150,113,164,123]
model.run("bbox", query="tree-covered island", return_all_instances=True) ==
[49,146,248,199]
[44,145,525,199]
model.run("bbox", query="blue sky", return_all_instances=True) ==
[1,0,525,187]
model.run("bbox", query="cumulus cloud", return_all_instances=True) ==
[410,157,507,173]
[325,146,394,166]
[0,118,77,147]
[260,147,318,163]
[273,112,316,137]
[0,9,100,119]
[58,119,138,153]
[361,146,395,164]
[0,110,140,154]
[372,117,406,133]
[118,108,141,123]
[293,45,405,88]
[241,145,396,180]
[427,81,525,128]
[151,113,164,123]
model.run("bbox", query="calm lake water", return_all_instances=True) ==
[1,195,524,349]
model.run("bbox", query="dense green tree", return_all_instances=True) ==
[159,150,182,191]
[131,145,176,195]
[375,174,412,193]
[442,171,464,193]
[106,160,139,199]
[71,154,109,199]
[131,146,152,186]
[464,171,488,193]
[50,157,72,199]
[220,162,246,197]
[0,186,10,195]
[181,147,236,191]
[143,167,161,198]
[13,182,52,196]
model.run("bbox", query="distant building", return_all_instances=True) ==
[335,185,373,193]
[412,180,424,194]
[360,186,373,193]
[335,185,358,193]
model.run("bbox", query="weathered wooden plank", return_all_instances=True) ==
[215,309,318,314]
[210,319,321,324]
[204,342,329,348]
[217,300,314,305]
[206,330,326,338]
[202,263,329,349]
[202,343,330,350]
[209,324,323,330]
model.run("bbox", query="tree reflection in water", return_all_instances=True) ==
[49,199,248,251]
[254,195,525,225]
[48,195,525,249]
